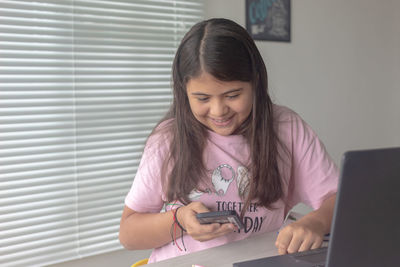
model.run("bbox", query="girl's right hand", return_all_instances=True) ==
[176,201,237,242]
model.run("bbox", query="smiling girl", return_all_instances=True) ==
[119,18,338,263]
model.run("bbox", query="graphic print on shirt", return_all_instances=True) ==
[236,165,250,199]
[188,189,204,201]
[187,164,264,234]
[212,164,263,233]
[216,200,264,234]
[211,164,235,196]
[188,164,247,199]
[188,188,212,201]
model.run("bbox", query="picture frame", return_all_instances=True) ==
[245,0,291,42]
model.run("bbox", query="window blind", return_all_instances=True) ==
[0,1,203,266]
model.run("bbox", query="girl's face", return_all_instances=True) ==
[186,72,253,136]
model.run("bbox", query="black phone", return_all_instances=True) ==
[196,210,244,229]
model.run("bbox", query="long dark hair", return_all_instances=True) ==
[154,18,283,215]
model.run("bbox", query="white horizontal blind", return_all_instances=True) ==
[0,1,203,266]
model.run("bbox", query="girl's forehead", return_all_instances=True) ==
[188,72,248,88]
[186,72,252,95]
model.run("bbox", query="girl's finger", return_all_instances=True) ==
[310,236,323,250]
[286,234,304,254]
[275,230,293,255]
[298,235,314,252]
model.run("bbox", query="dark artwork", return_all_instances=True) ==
[246,0,291,42]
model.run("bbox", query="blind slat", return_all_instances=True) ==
[0,0,203,266]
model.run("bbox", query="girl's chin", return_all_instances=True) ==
[209,125,237,136]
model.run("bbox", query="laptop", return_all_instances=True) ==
[233,147,400,267]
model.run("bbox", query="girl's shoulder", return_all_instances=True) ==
[273,104,315,140]
[153,118,174,134]
[273,104,302,123]
[145,118,174,152]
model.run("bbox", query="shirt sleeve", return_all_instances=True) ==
[124,131,170,213]
[286,111,339,210]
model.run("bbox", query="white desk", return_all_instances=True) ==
[147,231,280,267]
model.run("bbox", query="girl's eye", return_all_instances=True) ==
[226,94,239,99]
[197,97,209,102]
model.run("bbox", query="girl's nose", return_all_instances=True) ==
[210,99,228,117]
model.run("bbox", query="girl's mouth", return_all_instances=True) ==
[210,116,233,127]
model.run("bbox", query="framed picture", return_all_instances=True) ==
[245,0,291,42]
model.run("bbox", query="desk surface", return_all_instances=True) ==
[147,231,279,267]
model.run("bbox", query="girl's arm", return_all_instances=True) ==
[119,206,176,249]
[119,202,236,250]
[275,193,336,254]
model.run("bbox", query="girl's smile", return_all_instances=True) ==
[209,114,234,127]
[186,72,253,136]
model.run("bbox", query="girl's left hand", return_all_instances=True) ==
[275,217,325,255]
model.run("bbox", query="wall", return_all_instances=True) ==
[205,0,399,164]
[46,1,399,266]
[394,0,400,145]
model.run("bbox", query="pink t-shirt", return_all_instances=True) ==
[124,105,338,263]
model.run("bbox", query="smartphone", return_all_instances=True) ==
[196,210,244,229]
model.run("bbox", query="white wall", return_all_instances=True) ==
[394,0,400,145]
[205,0,399,164]
[47,1,399,266]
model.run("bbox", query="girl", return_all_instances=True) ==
[119,18,338,263]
